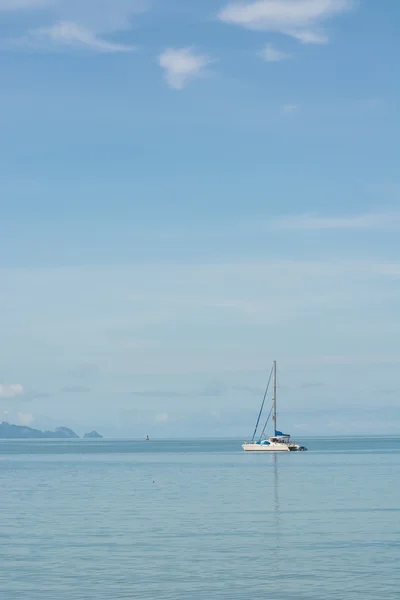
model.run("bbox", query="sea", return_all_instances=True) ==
[1,437,399,600]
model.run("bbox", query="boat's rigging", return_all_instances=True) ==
[258,403,274,442]
[251,364,274,442]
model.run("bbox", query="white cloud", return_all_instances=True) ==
[0,384,24,398]
[17,412,34,426]
[31,21,134,53]
[259,43,290,62]
[268,211,400,231]
[218,0,354,44]
[158,47,213,90]
[281,103,299,114]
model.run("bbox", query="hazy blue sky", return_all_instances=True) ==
[1,0,400,437]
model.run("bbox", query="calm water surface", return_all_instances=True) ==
[1,437,399,599]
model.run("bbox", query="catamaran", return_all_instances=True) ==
[242,361,307,452]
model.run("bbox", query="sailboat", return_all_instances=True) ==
[242,361,307,452]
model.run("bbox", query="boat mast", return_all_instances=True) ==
[251,364,273,442]
[273,360,277,435]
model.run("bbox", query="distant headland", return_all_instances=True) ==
[83,431,103,439]
[0,422,103,439]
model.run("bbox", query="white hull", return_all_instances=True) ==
[242,442,290,452]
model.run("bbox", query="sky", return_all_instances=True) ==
[1,0,400,438]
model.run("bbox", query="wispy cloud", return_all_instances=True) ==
[17,412,34,426]
[293,355,400,367]
[259,43,290,62]
[299,381,324,389]
[68,363,100,380]
[0,384,24,399]
[267,211,400,231]
[20,21,135,52]
[158,47,213,90]
[132,390,186,398]
[0,0,149,26]
[218,0,354,44]
[289,29,328,44]
[2,0,147,52]
[0,0,47,9]
[281,103,299,114]
[30,392,53,400]
[363,98,383,111]
[155,412,170,423]
[131,384,225,399]
[3,259,400,381]
[61,385,91,394]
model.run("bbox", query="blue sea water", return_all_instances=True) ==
[1,437,399,599]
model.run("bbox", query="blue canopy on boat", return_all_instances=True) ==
[275,430,290,437]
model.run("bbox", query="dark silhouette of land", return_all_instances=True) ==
[0,422,102,439]
[83,431,103,439]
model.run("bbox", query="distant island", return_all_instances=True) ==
[83,431,103,439]
[0,422,102,440]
